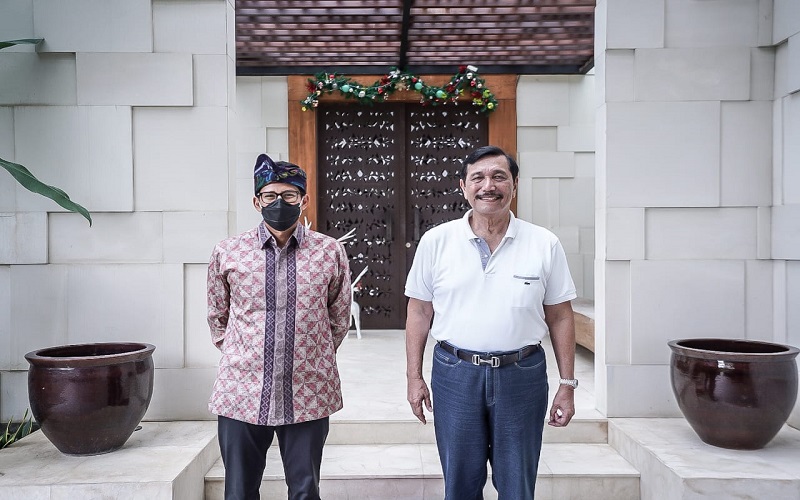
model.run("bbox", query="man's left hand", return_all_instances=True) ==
[547,385,575,427]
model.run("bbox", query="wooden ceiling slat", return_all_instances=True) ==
[234,0,596,75]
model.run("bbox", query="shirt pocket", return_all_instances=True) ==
[508,273,544,308]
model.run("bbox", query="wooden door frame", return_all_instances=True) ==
[287,74,519,229]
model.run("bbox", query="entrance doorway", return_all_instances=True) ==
[316,103,488,329]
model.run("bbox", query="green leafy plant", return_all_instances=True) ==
[1,39,92,225]
[1,409,34,449]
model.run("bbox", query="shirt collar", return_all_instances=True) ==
[460,209,518,241]
[257,221,306,249]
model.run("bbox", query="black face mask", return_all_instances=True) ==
[261,198,302,232]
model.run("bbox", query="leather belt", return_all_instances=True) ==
[437,341,541,368]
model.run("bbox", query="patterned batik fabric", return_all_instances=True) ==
[207,223,352,426]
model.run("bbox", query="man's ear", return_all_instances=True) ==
[300,193,310,211]
[253,196,261,211]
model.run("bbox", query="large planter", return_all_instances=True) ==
[668,338,799,450]
[25,342,155,456]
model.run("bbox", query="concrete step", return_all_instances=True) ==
[204,442,640,500]
[326,415,610,445]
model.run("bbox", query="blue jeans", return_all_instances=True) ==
[431,343,548,500]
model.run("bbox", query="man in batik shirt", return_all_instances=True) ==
[207,154,352,500]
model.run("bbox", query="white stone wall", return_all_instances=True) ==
[0,0,236,422]
[596,0,800,422]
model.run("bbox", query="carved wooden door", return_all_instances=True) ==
[317,103,488,329]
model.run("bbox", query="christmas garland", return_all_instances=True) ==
[300,65,498,114]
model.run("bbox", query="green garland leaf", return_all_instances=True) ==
[300,65,498,114]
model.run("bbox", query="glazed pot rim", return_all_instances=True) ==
[25,342,156,368]
[668,338,799,362]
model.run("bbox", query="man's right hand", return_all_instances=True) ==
[407,377,432,424]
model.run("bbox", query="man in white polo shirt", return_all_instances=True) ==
[405,145,578,500]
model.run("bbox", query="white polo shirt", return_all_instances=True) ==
[405,210,576,352]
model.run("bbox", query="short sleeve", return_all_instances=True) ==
[543,239,577,305]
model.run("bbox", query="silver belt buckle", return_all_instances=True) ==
[472,354,500,367]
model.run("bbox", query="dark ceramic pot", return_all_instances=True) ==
[668,338,799,450]
[25,342,155,456]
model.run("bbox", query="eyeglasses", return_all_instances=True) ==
[257,190,301,205]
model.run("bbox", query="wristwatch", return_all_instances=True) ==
[559,378,579,389]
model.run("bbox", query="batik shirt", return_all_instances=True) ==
[207,223,352,426]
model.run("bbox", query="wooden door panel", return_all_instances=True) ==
[317,104,407,329]
[317,103,487,329]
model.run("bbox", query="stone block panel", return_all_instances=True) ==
[515,177,533,223]
[517,127,557,152]
[603,49,635,103]
[153,0,228,55]
[33,0,153,53]
[194,55,229,107]
[606,101,720,207]
[163,211,228,264]
[605,364,680,417]
[0,53,76,105]
[568,74,595,125]
[133,107,228,211]
[605,208,644,261]
[721,101,772,206]
[49,212,163,263]
[557,125,595,152]
[516,76,570,126]
[9,264,69,370]
[0,371,29,422]
[261,77,289,128]
[751,48,775,101]
[745,260,773,342]
[773,0,800,44]
[789,34,800,95]
[603,261,631,365]
[144,368,218,420]
[529,179,559,228]
[605,0,664,49]
[784,93,800,204]
[65,264,184,368]
[0,0,34,45]
[772,204,800,260]
[664,0,759,48]
[559,177,595,227]
[0,212,47,264]
[235,77,263,127]
[14,105,134,212]
[630,260,745,365]
[634,48,751,101]
[788,262,800,349]
[518,151,575,178]
[77,53,193,106]
[646,207,759,260]
[0,267,9,370]
[185,264,222,368]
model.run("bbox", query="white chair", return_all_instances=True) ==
[348,266,368,339]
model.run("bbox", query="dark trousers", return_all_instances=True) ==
[218,415,330,500]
